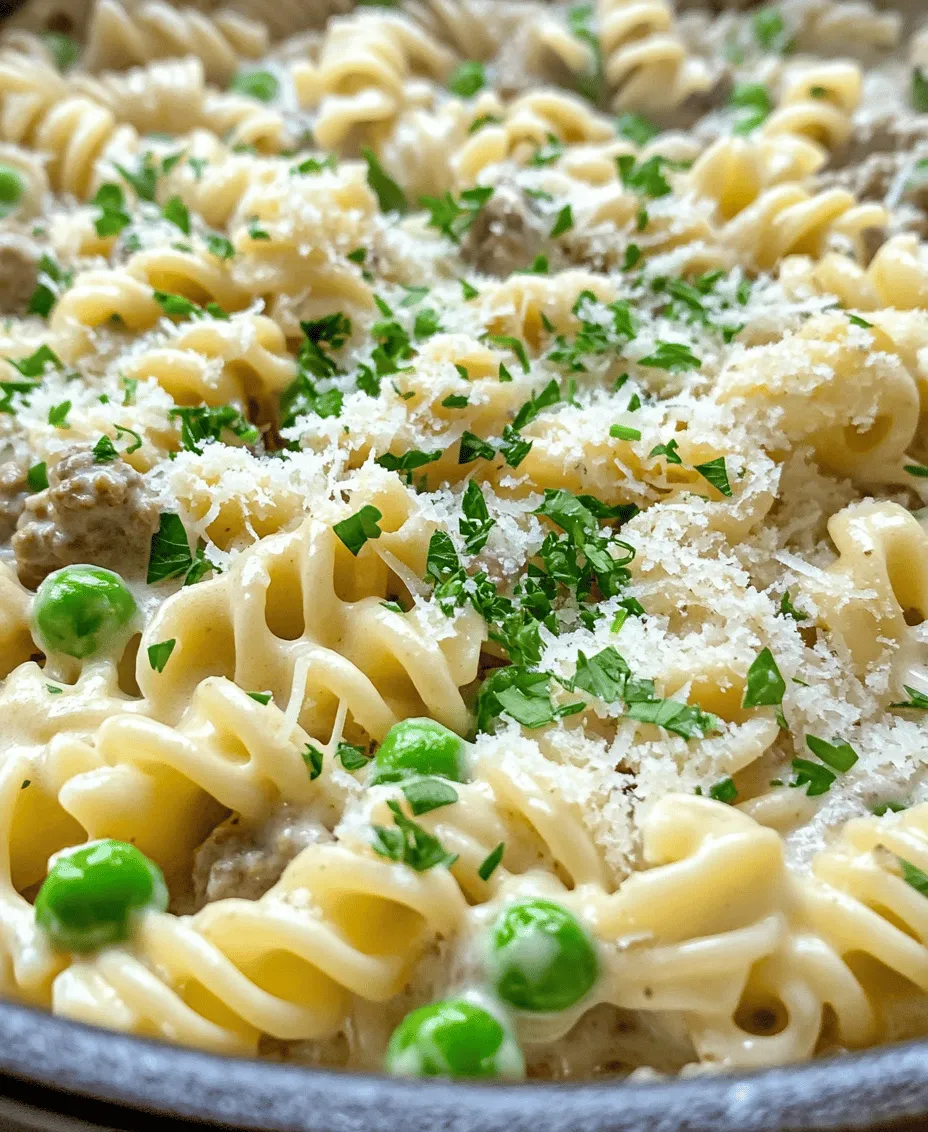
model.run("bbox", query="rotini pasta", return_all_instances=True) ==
[2,0,928,1090]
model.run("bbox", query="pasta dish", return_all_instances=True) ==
[0,0,927,1082]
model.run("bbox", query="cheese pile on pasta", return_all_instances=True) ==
[0,0,927,1080]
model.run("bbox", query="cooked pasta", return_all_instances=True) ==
[1,0,928,1086]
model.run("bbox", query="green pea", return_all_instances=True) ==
[371,717,466,783]
[35,839,168,952]
[0,163,25,218]
[491,898,598,1013]
[385,997,524,1079]
[33,565,137,659]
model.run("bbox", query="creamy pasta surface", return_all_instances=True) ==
[0,0,928,1082]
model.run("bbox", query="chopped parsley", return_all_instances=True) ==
[648,438,682,464]
[376,447,442,481]
[147,639,176,673]
[92,435,119,463]
[147,513,210,585]
[742,648,786,709]
[485,333,530,375]
[247,691,272,705]
[162,195,189,233]
[421,186,493,242]
[48,401,71,428]
[779,590,807,621]
[616,112,660,145]
[899,857,928,896]
[567,2,604,103]
[890,685,928,710]
[246,216,270,240]
[401,777,459,815]
[459,431,496,464]
[229,68,279,102]
[26,461,48,491]
[695,457,732,496]
[913,67,928,113]
[170,404,258,453]
[362,147,407,214]
[92,183,131,237]
[625,697,719,739]
[752,7,792,53]
[478,841,505,881]
[637,341,701,371]
[205,234,234,260]
[292,153,337,176]
[302,744,324,780]
[617,154,675,198]
[550,204,574,237]
[459,480,495,553]
[371,800,458,870]
[448,60,485,97]
[337,741,370,771]
[333,505,383,556]
[729,82,773,134]
[708,777,738,804]
[28,254,71,317]
[115,153,158,202]
[609,424,641,441]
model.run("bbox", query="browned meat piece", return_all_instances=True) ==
[653,70,733,131]
[0,233,41,315]
[13,447,159,589]
[460,183,547,277]
[191,804,333,908]
[0,459,28,542]
[815,151,928,243]
[833,110,928,169]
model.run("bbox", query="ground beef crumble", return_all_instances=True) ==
[12,447,159,589]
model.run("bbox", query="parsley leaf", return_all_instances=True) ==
[610,424,641,441]
[420,186,492,242]
[460,479,495,553]
[550,204,574,237]
[401,776,459,815]
[459,431,496,464]
[147,639,176,673]
[205,233,234,260]
[806,734,859,773]
[890,685,928,710]
[162,195,189,233]
[743,647,786,708]
[48,401,71,428]
[27,462,48,491]
[92,183,131,237]
[913,68,928,114]
[362,147,407,214]
[648,438,682,464]
[752,7,792,53]
[92,435,119,463]
[337,741,370,771]
[371,800,457,871]
[115,153,158,202]
[170,404,258,453]
[617,154,675,198]
[616,112,659,145]
[638,341,701,371]
[625,697,719,739]
[333,505,383,556]
[573,645,630,702]
[694,457,732,496]
[376,448,442,481]
[147,513,199,584]
[899,857,928,896]
[709,777,738,803]
[292,153,337,176]
[448,60,485,97]
[790,757,835,796]
[302,744,323,780]
[229,68,279,102]
[478,841,505,881]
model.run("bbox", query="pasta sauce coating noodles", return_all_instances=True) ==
[0,0,927,1082]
